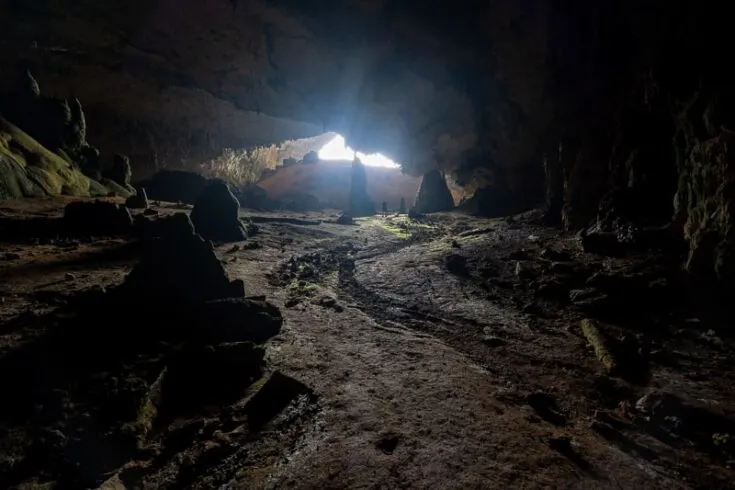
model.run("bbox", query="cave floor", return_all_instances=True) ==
[1,198,735,489]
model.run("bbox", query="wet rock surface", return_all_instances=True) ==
[0,200,306,489]
[1,200,735,488]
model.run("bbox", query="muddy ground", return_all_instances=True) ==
[1,197,735,489]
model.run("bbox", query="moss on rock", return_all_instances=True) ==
[0,117,103,199]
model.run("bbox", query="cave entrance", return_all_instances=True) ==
[318,134,399,168]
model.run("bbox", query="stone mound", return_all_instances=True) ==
[285,192,322,211]
[414,169,454,213]
[349,158,375,217]
[302,150,319,164]
[63,200,134,235]
[337,213,354,225]
[143,170,209,204]
[125,187,149,209]
[121,212,245,303]
[190,181,247,242]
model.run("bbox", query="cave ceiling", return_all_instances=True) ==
[0,0,553,180]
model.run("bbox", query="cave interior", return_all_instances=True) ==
[1,1,735,489]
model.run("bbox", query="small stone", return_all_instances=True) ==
[483,336,507,347]
[64,272,75,281]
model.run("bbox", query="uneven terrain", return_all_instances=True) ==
[1,198,735,489]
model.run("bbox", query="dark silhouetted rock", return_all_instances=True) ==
[195,298,283,344]
[125,188,149,209]
[414,169,454,213]
[121,212,245,303]
[162,342,266,413]
[190,181,247,242]
[302,150,319,164]
[286,193,322,211]
[282,157,298,167]
[337,213,354,225]
[144,170,209,204]
[63,200,134,235]
[349,157,374,217]
[236,184,273,210]
[105,154,132,189]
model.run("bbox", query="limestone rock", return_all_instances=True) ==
[195,298,284,344]
[302,150,319,164]
[414,170,454,214]
[337,213,354,225]
[190,181,247,242]
[286,193,322,212]
[122,213,244,303]
[105,154,132,189]
[63,200,134,236]
[0,118,95,199]
[125,188,149,209]
[162,342,266,412]
[235,184,273,210]
[348,158,374,217]
[144,170,209,204]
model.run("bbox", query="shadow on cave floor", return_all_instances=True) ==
[1,197,735,489]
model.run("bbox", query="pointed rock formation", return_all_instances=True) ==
[414,169,454,213]
[348,157,374,217]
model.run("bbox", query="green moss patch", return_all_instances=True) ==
[0,117,99,199]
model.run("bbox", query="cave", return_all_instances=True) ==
[1,1,735,488]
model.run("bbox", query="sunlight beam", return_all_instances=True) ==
[318,134,399,168]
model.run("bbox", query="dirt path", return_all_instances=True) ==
[220,214,719,489]
[2,204,734,489]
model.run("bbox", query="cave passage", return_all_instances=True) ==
[318,134,399,168]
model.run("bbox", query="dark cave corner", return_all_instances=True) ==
[2,0,735,488]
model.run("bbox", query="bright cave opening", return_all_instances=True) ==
[318,134,399,168]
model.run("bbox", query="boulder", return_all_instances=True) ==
[337,213,354,225]
[414,169,454,213]
[348,158,375,217]
[121,213,245,303]
[190,181,247,242]
[104,154,133,190]
[125,188,149,209]
[63,200,134,236]
[143,170,209,204]
[194,298,283,344]
[0,118,96,199]
[286,193,322,211]
[236,184,273,210]
[302,150,319,164]
[282,157,298,167]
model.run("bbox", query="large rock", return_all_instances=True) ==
[0,69,89,164]
[0,117,100,199]
[235,184,273,210]
[414,169,454,213]
[190,181,247,242]
[63,200,134,235]
[302,150,319,164]
[125,187,149,209]
[348,157,374,217]
[286,192,322,212]
[195,298,283,344]
[677,131,735,283]
[121,213,245,303]
[103,154,134,192]
[143,170,209,204]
